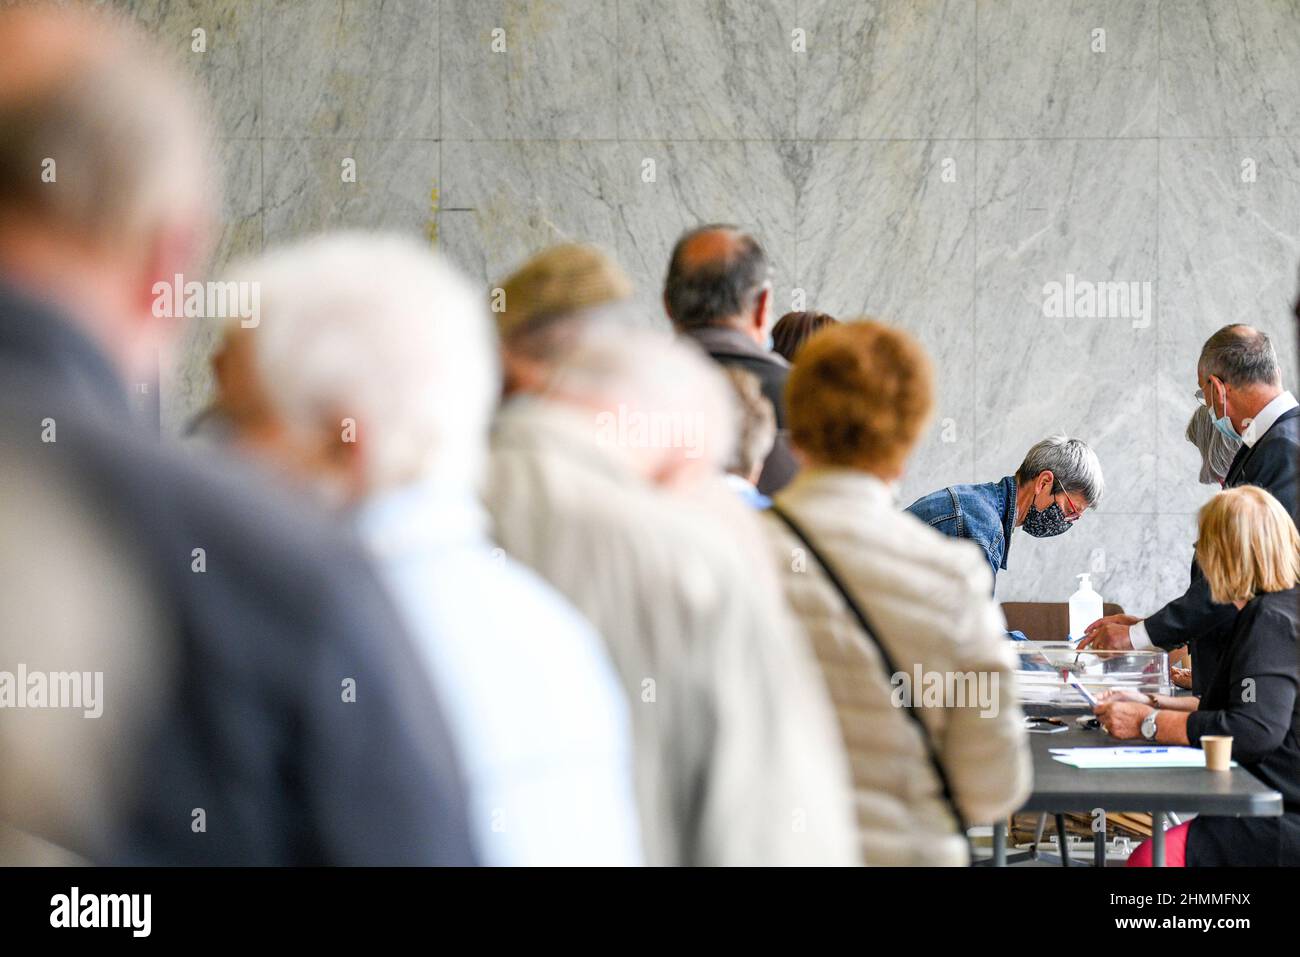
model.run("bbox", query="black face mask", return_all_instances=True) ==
[1023,488,1072,538]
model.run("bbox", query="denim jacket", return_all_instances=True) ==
[905,476,1018,593]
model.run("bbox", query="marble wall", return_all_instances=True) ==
[119,0,1300,616]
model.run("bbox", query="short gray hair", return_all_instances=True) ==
[1016,434,1104,507]
[1198,324,1281,387]
[721,367,775,479]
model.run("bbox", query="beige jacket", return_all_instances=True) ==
[484,398,858,866]
[764,467,1031,866]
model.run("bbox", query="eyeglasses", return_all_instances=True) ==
[1054,482,1084,521]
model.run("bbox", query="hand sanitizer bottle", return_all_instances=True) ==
[1068,573,1103,642]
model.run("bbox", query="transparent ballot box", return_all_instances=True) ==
[1013,643,1171,709]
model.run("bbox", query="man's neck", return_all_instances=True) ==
[1234,384,1284,431]
[0,254,133,379]
[690,316,761,347]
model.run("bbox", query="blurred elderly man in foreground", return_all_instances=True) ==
[483,259,857,863]
[763,320,1030,865]
[212,233,643,866]
[0,3,474,864]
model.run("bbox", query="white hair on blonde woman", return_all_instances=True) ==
[229,231,499,493]
[544,323,738,476]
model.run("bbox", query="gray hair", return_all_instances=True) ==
[1198,324,1281,388]
[546,324,738,473]
[1185,404,1240,484]
[663,224,771,330]
[1016,434,1104,507]
[721,367,776,479]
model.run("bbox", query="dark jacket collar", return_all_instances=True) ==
[1225,405,1300,486]
[680,323,790,369]
[0,278,130,417]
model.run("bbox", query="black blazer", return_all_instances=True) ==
[1184,588,1300,866]
[0,281,477,865]
[1146,404,1300,692]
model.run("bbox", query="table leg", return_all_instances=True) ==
[1055,814,1070,867]
[1094,811,1106,868]
[1151,811,1166,868]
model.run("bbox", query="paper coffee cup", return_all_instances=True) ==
[1202,735,1233,771]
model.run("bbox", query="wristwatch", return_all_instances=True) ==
[1141,709,1159,741]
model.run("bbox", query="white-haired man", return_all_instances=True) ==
[485,321,858,866]
[214,232,642,866]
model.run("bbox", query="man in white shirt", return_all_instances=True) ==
[1082,324,1300,693]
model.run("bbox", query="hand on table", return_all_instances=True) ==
[1093,700,1152,739]
[1077,614,1142,650]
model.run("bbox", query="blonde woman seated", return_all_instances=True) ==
[761,319,1031,866]
[1097,486,1300,866]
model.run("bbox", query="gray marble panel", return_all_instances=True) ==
[1157,137,1300,511]
[976,0,1158,139]
[438,140,629,293]
[616,140,797,325]
[161,137,263,435]
[1155,512,1198,611]
[107,0,262,138]
[797,0,975,140]
[1161,0,1300,137]
[263,0,439,139]
[442,0,619,140]
[796,140,977,502]
[441,139,796,324]
[619,0,796,141]
[211,138,265,270]
[996,513,1160,618]
[262,139,439,242]
[975,139,1159,515]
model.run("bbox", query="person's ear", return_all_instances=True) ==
[753,284,772,335]
[133,217,208,320]
[1038,470,1055,496]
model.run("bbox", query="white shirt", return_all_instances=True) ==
[1132,390,1299,649]
[357,480,643,865]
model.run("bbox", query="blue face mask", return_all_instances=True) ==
[1208,379,1240,441]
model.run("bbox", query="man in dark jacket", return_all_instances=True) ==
[1082,324,1299,693]
[0,4,475,865]
[664,225,797,495]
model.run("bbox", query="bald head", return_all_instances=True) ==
[1198,324,1281,388]
[663,224,772,337]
